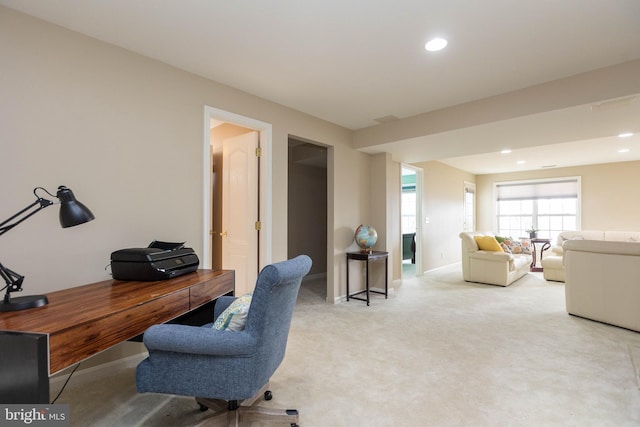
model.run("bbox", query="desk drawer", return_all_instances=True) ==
[49,289,189,374]
[190,271,234,308]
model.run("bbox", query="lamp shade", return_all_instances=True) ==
[56,186,95,228]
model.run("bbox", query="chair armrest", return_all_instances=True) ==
[143,324,257,356]
[551,246,563,256]
[469,250,513,262]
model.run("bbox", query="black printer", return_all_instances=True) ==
[110,241,200,281]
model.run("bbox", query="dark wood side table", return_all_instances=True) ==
[530,238,551,272]
[346,251,388,306]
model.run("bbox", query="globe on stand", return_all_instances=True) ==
[354,224,378,252]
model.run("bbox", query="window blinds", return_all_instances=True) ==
[496,179,578,201]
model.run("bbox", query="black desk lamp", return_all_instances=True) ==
[0,186,95,312]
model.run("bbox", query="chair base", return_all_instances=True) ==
[195,383,299,427]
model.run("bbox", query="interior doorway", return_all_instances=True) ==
[203,106,273,291]
[287,137,328,302]
[401,165,423,278]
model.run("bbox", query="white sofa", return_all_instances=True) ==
[564,239,640,332]
[459,232,532,286]
[541,230,640,281]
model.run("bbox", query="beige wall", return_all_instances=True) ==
[476,160,640,232]
[411,161,476,271]
[0,7,368,306]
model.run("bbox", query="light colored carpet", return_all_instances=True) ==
[55,264,640,426]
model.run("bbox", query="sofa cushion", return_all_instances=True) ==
[510,253,532,271]
[474,236,504,252]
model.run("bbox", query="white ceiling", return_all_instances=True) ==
[2,0,640,173]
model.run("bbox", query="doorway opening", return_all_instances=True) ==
[401,165,423,278]
[287,137,328,302]
[203,106,273,294]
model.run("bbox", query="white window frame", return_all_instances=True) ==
[463,181,476,232]
[492,176,582,237]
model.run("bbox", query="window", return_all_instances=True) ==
[495,178,580,241]
[463,182,475,232]
[401,169,417,233]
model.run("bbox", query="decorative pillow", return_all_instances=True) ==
[505,238,532,254]
[520,239,532,253]
[494,236,507,243]
[474,236,504,252]
[500,242,512,253]
[212,294,252,331]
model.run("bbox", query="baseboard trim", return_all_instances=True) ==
[303,272,327,282]
[423,261,461,275]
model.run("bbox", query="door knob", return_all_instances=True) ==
[220,231,228,237]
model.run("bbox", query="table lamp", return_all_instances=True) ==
[0,186,94,312]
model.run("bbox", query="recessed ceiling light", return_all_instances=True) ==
[516,160,526,164]
[425,38,448,52]
[618,132,634,138]
[500,149,512,154]
[618,148,630,153]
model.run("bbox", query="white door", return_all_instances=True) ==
[222,131,259,295]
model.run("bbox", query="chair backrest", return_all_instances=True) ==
[243,255,312,387]
[556,230,604,247]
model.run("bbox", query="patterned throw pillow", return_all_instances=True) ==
[212,294,252,331]
[504,238,532,254]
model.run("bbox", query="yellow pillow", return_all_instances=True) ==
[474,236,504,252]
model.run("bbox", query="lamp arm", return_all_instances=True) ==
[0,198,53,237]
[0,261,24,300]
[0,192,53,300]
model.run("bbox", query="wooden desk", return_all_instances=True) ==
[0,269,234,402]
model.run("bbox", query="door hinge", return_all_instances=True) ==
[255,147,262,157]
[255,221,261,231]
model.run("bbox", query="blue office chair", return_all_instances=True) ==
[136,255,312,427]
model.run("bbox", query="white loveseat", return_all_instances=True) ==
[541,230,640,281]
[459,232,532,286]
[564,239,640,332]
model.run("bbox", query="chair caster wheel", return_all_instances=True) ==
[264,390,273,400]
[199,404,208,412]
